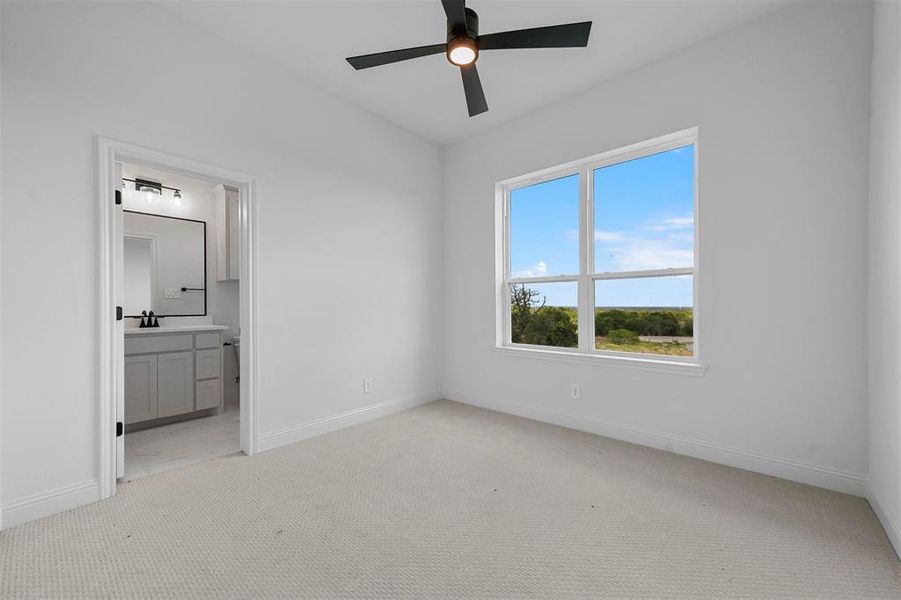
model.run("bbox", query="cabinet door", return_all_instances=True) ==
[214,186,240,281]
[196,378,222,410]
[227,190,240,280]
[157,351,194,417]
[125,354,157,424]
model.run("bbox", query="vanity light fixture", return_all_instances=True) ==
[133,178,162,204]
[122,178,183,206]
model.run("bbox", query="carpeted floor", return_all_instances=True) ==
[1,400,899,599]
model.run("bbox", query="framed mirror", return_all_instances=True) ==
[123,210,206,317]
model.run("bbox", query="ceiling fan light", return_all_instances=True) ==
[448,38,477,66]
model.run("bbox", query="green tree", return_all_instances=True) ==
[522,306,578,347]
[510,284,544,343]
[511,284,577,347]
[595,309,627,335]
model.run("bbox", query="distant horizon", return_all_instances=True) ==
[518,304,692,312]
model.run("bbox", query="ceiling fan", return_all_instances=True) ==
[346,0,592,117]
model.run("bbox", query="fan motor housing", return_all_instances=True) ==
[447,7,479,41]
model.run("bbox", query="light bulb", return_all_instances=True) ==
[447,38,478,66]
[138,185,160,203]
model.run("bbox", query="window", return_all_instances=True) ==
[498,128,698,364]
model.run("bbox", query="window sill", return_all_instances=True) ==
[493,345,709,377]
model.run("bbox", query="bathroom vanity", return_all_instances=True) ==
[124,325,228,427]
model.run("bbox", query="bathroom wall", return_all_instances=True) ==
[0,1,442,527]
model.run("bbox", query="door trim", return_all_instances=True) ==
[96,137,260,499]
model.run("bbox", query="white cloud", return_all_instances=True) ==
[646,216,693,232]
[513,260,548,278]
[607,240,693,272]
[597,219,693,272]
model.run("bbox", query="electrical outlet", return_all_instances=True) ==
[362,377,373,393]
[570,384,581,400]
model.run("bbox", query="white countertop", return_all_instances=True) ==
[125,325,229,336]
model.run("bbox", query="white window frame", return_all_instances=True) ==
[495,128,705,375]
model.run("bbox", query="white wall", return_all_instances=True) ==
[867,0,901,558]
[0,2,442,527]
[443,1,872,495]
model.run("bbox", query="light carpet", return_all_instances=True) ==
[1,400,899,599]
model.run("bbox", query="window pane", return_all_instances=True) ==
[510,174,579,277]
[510,281,578,348]
[594,145,694,273]
[594,276,693,356]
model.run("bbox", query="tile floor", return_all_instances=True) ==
[123,402,240,481]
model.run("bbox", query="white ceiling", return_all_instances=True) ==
[160,0,789,145]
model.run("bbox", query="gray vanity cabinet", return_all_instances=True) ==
[124,330,223,426]
[124,354,158,424]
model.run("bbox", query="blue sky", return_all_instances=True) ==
[510,145,694,307]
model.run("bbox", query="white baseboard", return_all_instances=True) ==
[1,480,101,530]
[257,391,441,453]
[868,488,901,560]
[445,391,867,497]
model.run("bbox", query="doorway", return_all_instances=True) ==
[97,139,258,497]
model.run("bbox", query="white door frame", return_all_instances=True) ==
[96,137,259,499]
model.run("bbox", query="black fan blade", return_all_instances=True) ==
[460,63,488,117]
[347,43,446,70]
[478,21,592,50]
[442,0,468,29]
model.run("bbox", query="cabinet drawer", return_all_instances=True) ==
[196,348,221,380]
[195,332,221,349]
[125,334,193,355]
[196,378,222,410]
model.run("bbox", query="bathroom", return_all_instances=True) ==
[120,163,241,480]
